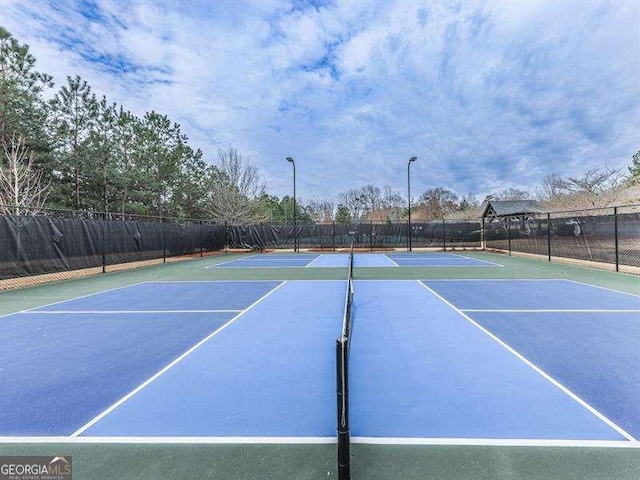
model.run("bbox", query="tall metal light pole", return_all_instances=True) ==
[286,157,297,252]
[407,156,417,252]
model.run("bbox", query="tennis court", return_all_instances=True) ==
[208,252,500,268]
[0,250,638,479]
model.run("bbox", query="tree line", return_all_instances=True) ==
[1,27,638,224]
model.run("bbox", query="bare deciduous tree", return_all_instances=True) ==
[416,187,459,220]
[306,198,335,222]
[206,148,266,224]
[538,167,624,209]
[0,134,49,214]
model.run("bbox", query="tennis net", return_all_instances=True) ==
[336,242,355,479]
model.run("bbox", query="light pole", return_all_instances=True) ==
[407,156,417,252]
[286,157,297,252]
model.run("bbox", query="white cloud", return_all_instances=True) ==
[2,0,638,202]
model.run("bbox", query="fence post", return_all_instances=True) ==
[442,219,446,251]
[162,217,167,264]
[547,213,551,262]
[614,207,619,272]
[101,212,107,273]
[224,220,229,253]
[406,220,410,252]
[370,221,374,252]
[332,221,336,252]
[481,217,485,250]
[507,217,511,255]
[200,220,204,257]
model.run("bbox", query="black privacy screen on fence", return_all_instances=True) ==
[226,220,483,250]
[0,211,226,280]
[1,204,638,286]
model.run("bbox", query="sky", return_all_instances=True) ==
[2,0,639,202]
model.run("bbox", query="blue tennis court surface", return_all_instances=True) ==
[423,279,640,440]
[1,279,637,445]
[208,252,500,268]
[385,252,501,267]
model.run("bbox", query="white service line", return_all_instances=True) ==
[351,437,639,448]
[70,281,288,437]
[146,280,284,283]
[453,254,503,266]
[386,256,463,260]
[382,254,400,267]
[0,436,637,447]
[0,436,335,444]
[417,280,638,442]
[24,310,243,314]
[566,280,640,298]
[304,255,325,267]
[0,281,148,320]
[461,309,640,314]
[420,278,566,282]
[211,266,341,269]
[235,258,317,261]
[204,254,258,268]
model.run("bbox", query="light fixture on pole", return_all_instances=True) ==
[286,157,297,252]
[407,156,417,252]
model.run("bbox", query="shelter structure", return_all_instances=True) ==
[481,200,544,221]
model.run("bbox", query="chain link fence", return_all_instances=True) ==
[0,205,226,290]
[226,219,483,251]
[484,204,640,273]
[2,204,638,289]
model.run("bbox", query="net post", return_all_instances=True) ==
[614,206,619,272]
[481,217,485,250]
[507,217,511,255]
[336,338,350,480]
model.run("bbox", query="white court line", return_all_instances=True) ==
[452,253,504,266]
[420,279,567,282]
[0,281,148,320]
[204,254,258,268]
[385,255,502,266]
[304,255,325,267]
[388,265,499,268]
[386,256,466,260]
[210,266,345,269]
[351,437,639,448]
[382,254,400,267]
[0,436,636,448]
[148,279,348,283]
[566,280,640,298]
[0,436,334,444]
[462,309,640,313]
[70,281,288,437]
[417,280,638,442]
[232,255,318,262]
[146,280,286,283]
[24,310,243,314]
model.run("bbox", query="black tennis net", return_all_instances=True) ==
[336,242,355,479]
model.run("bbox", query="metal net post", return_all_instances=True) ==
[336,338,350,480]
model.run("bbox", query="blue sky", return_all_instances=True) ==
[2,0,639,201]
